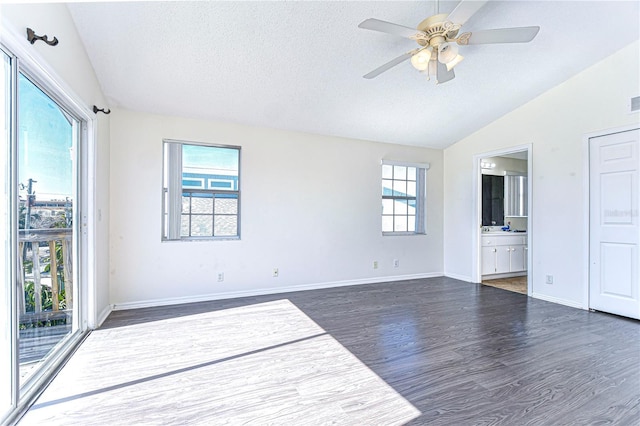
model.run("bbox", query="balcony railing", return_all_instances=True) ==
[18,228,72,331]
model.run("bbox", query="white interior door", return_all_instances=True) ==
[589,128,640,319]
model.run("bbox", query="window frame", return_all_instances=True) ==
[162,139,241,241]
[381,160,429,236]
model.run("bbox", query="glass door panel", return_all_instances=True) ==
[17,72,78,388]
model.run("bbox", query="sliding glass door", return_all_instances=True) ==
[17,70,80,388]
[1,44,88,423]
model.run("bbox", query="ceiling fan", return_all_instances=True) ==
[358,0,540,84]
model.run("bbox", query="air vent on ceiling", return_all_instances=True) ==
[631,96,640,113]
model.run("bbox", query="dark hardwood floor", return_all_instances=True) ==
[21,277,640,425]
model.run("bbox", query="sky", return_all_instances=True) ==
[18,73,74,201]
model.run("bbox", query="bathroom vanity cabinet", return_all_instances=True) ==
[481,233,527,276]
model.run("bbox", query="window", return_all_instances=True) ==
[504,174,528,217]
[163,140,240,240]
[381,161,428,235]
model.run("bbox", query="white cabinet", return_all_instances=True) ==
[496,245,512,273]
[482,246,498,274]
[481,234,527,276]
[510,245,526,272]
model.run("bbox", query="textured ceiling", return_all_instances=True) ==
[68,1,639,149]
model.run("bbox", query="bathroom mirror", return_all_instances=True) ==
[482,175,504,226]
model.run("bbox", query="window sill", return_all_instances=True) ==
[382,232,426,236]
[162,236,240,242]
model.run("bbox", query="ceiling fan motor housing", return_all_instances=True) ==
[415,13,460,47]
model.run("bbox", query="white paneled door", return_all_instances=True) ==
[589,128,640,319]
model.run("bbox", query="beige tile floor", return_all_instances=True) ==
[482,276,527,294]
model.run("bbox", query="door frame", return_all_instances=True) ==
[582,123,640,311]
[472,144,533,295]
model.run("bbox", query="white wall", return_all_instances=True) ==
[1,3,111,326]
[444,40,640,308]
[109,109,444,307]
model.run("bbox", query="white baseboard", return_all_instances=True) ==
[444,272,475,283]
[112,272,444,311]
[95,304,113,328]
[531,292,585,310]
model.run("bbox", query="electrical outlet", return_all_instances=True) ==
[217,272,224,282]
[545,275,553,285]
[393,259,399,268]
[373,261,378,269]
[273,268,279,278]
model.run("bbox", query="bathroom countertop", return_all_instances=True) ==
[482,231,527,236]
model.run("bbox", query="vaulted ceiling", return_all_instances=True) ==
[68,1,640,149]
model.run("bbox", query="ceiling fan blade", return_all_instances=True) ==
[465,26,540,44]
[363,49,420,79]
[436,61,455,84]
[446,0,488,26]
[358,18,426,40]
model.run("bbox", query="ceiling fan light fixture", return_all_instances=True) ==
[446,54,464,71]
[437,42,459,64]
[410,47,433,71]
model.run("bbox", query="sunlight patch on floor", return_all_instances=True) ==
[22,299,420,425]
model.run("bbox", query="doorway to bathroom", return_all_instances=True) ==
[473,146,532,295]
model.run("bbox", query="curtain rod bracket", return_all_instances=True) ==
[93,105,111,115]
[27,28,59,46]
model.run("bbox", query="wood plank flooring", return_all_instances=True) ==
[20,277,640,425]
